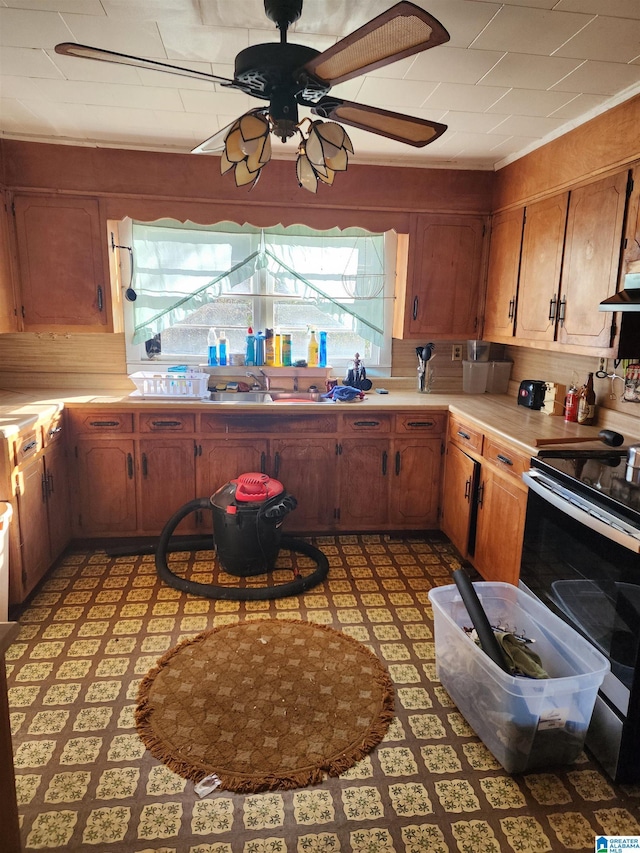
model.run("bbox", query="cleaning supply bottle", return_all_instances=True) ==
[281,333,292,367]
[265,329,275,366]
[274,329,282,367]
[307,329,319,367]
[207,328,218,367]
[255,331,265,366]
[245,327,256,366]
[318,331,327,368]
[564,385,579,423]
[218,330,228,367]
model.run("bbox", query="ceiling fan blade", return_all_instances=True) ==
[300,2,449,86]
[312,98,447,148]
[54,42,236,87]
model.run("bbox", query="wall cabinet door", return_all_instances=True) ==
[483,207,524,340]
[13,194,110,331]
[556,170,628,348]
[440,442,478,559]
[138,438,197,534]
[339,438,389,529]
[389,437,442,528]
[404,214,486,339]
[474,466,527,586]
[196,439,268,499]
[270,438,338,533]
[515,193,569,342]
[0,190,18,334]
[74,439,137,534]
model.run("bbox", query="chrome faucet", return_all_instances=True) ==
[246,369,270,391]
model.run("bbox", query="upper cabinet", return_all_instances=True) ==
[395,213,487,339]
[484,169,632,355]
[12,194,114,332]
[0,190,18,334]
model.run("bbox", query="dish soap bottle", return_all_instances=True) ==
[218,330,228,367]
[207,328,218,367]
[307,329,319,367]
[245,327,256,366]
[577,372,596,425]
[318,331,327,368]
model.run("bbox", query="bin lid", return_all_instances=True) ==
[232,473,284,502]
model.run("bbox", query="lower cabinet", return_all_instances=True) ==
[339,437,390,529]
[271,438,338,533]
[442,414,528,584]
[138,438,197,534]
[74,439,137,535]
[389,437,443,528]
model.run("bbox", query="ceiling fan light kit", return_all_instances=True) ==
[54,1,450,192]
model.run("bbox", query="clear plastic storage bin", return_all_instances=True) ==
[486,360,513,394]
[466,340,490,362]
[429,582,609,773]
[129,371,209,399]
[462,361,489,393]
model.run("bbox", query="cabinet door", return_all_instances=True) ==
[13,195,109,331]
[407,214,486,338]
[196,439,268,498]
[13,456,50,601]
[390,437,442,528]
[474,466,527,585]
[44,442,71,562]
[440,442,478,559]
[339,438,389,529]
[0,190,18,334]
[516,193,569,342]
[557,171,629,348]
[483,207,524,340]
[271,438,338,533]
[74,439,137,534]
[138,439,197,534]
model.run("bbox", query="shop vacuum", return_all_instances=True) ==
[153,473,329,601]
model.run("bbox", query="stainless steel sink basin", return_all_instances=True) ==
[269,391,327,403]
[207,391,272,403]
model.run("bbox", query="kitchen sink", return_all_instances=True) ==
[206,391,272,403]
[269,391,327,403]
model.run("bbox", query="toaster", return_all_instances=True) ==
[518,380,547,410]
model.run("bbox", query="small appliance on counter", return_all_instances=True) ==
[518,380,547,410]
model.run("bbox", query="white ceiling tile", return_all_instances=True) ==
[0,96,59,132]
[159,23,249,64]
[423,82,510,111]
[554,0,640,20]
[356,77,438,109]
[413,1,503,50]
[1,74,53,99]
[437,110,510,133]
[3,1,103,12]
[48,49,145,84]
[406,46,505,85]
[58,12,167,57]
[31,77,186,111]
[547,92,608,119]
[553,16,640,64]
[199,1,274,30]
[0,8,76,47]
[0,46,64,78]
[480,53,583,89]
[485,88,578,116]
[470,6,595,55]
[489,113,573,137]
[101,0,204,25]
[551,60,640,95]
[178,88,253,116]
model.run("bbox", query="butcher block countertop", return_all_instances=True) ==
[0,382,638,454]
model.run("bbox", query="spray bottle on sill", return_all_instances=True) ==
[207,328,218,367]
[245,327,256,366]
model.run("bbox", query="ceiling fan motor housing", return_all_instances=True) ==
[264,0,303,30]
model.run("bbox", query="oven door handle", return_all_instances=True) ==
[523,471,640,554]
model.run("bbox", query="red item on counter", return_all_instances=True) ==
[564,386,579,422]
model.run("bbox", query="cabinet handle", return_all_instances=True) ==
[89,420,120,427]
[558,296,566,327]
[261,451,266,473]
[41,472,47,503]
[548,295,557,322]
[477,481,485,507]
[194,441,198,457]
[48,426,62,437]
[457,430,471,441]
[47,472,54,496]
[464,477,471,500]
[354,420,380,428]
[141,453,148,477]
[127,453,134,479]
[382,450,388,476]
[97,285,104,312]
[496,453,513,466]
[335,443,342,456]
[508,298,515,320]
[150,420,182,428]
[395,451,400,476]
[21,439,37,454]
[274,451,280,478]
[407,421,434,428]
[412,295,418,320]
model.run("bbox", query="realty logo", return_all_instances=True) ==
[596,839,608,852]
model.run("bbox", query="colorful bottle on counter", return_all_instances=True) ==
[318,331,327,368]
[563,385,578,422]
[207,328,218,367]
[245,327,256,366]
[307,329,319,367]
[274,330,282,367]
[281,333,292,367]
[577,372,596,425]
[265,329,275,366]
[255,331,265,366]
[218,330,228,367]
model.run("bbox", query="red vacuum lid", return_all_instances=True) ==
[232,472,284,502]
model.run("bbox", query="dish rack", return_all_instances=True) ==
[129,371,209,399]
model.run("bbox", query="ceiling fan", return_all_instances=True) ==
[55,0,450,192]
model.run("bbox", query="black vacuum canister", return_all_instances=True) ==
[210,473,297,576]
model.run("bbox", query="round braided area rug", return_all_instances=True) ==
[135,619,395,793]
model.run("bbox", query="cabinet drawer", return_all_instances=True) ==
[15,429,41,464]
[448,416,483,454]
[483,436,530,480]
[42,411,65,447]
[200,414,337,434]
[70,412,134,433]
[342,414,391,433]
[139,413,195,433]
[395,413,445,434]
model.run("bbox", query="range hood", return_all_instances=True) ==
[600,273,640,312]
